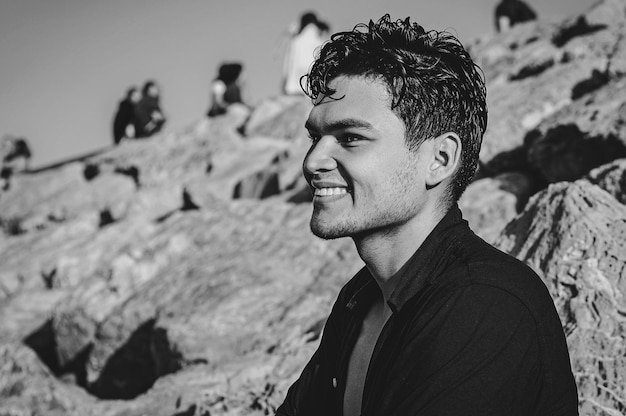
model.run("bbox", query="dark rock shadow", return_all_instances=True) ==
[0,215,25,236]
[23,319,92,385]
[83,163,100,181]
[233,170,281,199]
[87,318,183,400]
[552,16,607,47]
[23,320,60,374]
[509,58,555,81]
[527,124,626,182]
[181,188,200,211]
[171,404,211,416]
[99,208,116,228]
[23,317,186,401]
[571,69,610,100]
[114,165,141,187]
[478,146,533,179]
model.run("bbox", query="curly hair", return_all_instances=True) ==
[304,14,487,202]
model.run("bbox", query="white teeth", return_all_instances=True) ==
[315,187,348,196]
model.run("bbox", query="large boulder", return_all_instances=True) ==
[198,136,291,200]
[243,95,312,141]
[471,0,626,166]
[0,163,137,234]
[78,199,360,402]
[0,342,97,415]
[496,180,626,416]
[239,95,313,201]
[586,157,626,204]
[0,183,361,414]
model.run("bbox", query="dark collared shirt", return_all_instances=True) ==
[276,206,578,416]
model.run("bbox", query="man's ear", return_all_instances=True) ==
[425,132,461,187]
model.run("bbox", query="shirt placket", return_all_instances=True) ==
[332,294,371,415]
[359,312,397,415]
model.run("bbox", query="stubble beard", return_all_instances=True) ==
[309,202,416,241]
[309,158,423,240]
[309,206,352,240]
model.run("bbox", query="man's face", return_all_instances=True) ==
[303,75,429,240]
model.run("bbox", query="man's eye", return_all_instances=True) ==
[341,135,360,144]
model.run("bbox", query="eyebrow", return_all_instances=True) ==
[305,118,374,132]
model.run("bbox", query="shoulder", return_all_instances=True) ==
[453,232,546,294]
[436,232,564,337]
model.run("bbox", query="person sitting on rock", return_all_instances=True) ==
[112,87,141,144]
[207,62,245,117]
[282,11,330,95]
[495,0,538,32]
[134,80,166,138]
[276,14,577,416]
[1,135,31,171]
[1,135,32,190]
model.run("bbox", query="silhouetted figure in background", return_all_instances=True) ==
[207,62,245,117]
[134,80,166,138]
[112,87,141,144]
[282,11,330,95]
[1,135,31,170]
[1,135,32,190]
[495,0,537,32]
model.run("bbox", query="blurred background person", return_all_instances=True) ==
[495,0,537,32]
[134,80,166,138]
[1,134,32,190]
[207,62,245,117]
[282,11,330,95]
[1,134,31,172]
[112,86,141,145]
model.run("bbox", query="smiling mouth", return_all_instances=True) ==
[314,187,349,197]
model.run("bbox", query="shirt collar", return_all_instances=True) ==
[345,270,379,312]
[345,205,468,314]
[387,205,467,312]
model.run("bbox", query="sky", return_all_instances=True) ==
[0,0,593,168]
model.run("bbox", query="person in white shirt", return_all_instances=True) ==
[282,12,330,95]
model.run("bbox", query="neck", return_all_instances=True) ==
[353,202,448,302]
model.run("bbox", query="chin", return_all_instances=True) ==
[310,219,351,240]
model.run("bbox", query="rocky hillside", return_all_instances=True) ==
[1,1,626,415]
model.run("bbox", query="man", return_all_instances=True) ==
[276,15,578,416]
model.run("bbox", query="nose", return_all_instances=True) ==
[303,136,338,176]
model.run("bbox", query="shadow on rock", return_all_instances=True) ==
[88,318,183,400]
[526,123,626,182]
